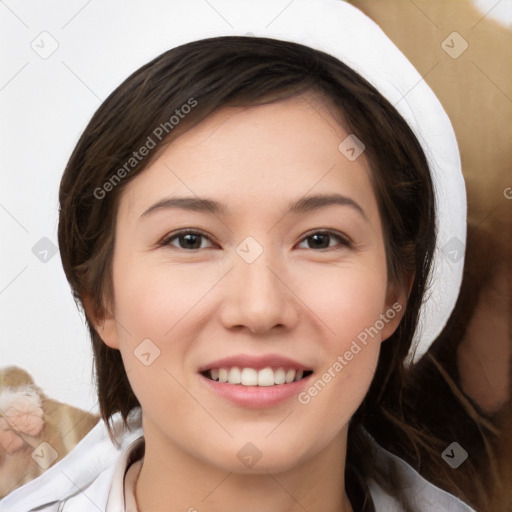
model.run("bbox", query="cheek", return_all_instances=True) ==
[112,255,202,337]
[299,260,388,342]
[110,255,220,397]
[298,352,378,447]
[298,312,381,440]
[294,263,386,426]
[110,259,196,413]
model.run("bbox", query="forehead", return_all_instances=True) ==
[119,95,377,221]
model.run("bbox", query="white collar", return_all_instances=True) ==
[106,436,144,512]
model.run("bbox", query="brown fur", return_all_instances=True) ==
[0,366,100,498]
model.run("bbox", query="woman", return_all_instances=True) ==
[0,1,500,510]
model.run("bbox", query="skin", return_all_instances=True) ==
[90,94,408,512]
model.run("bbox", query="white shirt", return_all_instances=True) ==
[0,407,477,511]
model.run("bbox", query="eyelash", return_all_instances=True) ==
[159,229,352,252]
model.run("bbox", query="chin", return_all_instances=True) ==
[203,439,314,475]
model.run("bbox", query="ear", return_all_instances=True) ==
[380,273,414,342]
[82,292,120,350]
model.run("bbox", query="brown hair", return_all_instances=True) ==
[58,36,499,511]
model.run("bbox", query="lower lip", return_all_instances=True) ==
[199,373,313,408]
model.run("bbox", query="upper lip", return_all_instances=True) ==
[198,354,313,372]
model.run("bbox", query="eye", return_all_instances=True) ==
[160,229,351,252]
[160,230,216,251]
[297,230,352,250]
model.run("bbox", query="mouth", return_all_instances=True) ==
[200,367,314,386]
[198,356,315,408]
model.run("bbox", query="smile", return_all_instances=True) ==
[202,367,314,386]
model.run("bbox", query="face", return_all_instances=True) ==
[94,94,406,474]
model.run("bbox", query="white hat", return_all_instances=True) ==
[97,0,467,366]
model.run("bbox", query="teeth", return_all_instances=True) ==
[241,368,258,386]
[228,367,241,384]
[257,367,274,387]
[274,368,286,385]
[219,368,228,383]
[207,367,310,386]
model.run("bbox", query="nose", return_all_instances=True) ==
[218,247,300,335]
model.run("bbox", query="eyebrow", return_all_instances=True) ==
[140,193,368,221]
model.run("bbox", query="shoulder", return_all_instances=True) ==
[363,429,478,512]
[0,407,143,512]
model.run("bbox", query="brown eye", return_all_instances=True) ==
[298,230,351,250]
[159,229,351,252]
[161,230,215,251]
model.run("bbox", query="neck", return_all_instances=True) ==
[134,416,354,512]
